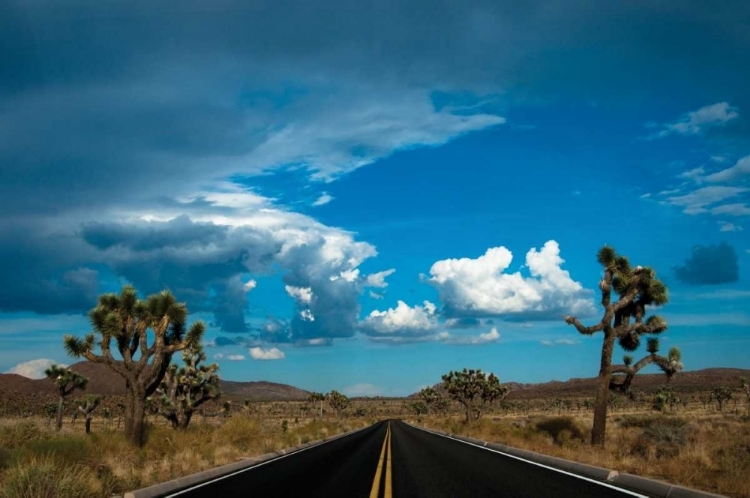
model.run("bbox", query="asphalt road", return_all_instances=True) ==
[169,420,644,498]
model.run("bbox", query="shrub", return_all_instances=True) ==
[631,418,690,459]
[535,417,587,446]
[0,455,101,498]
[0,422,47,450]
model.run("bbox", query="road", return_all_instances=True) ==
[169,420,644,498]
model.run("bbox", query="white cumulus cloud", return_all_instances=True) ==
[285,285,313,304]
[705,155,750,183]
[428,240,594,320]
[361,300,438,336]
[6,359,64,379]
[249,347,286,360]
[365,269,396,288]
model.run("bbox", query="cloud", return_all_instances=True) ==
[541,338,579,347]
[285,286,313,304]
[663,186,748,215]
[342,383,383,397]
[249,347,285,360]
[678,167,706,182]
[312,193,334,207]
[718,221,743,232]
[365,269,396,288]
[369,291,384,300]
[705,155,750,183]
[650,102,739,138]
[213,353,245,361]
[673,243,739,285]
[428,240,595,320]
[711,204,750,216]
[360,300,438,337]
[6,359,64,379]
[441,327,500,345]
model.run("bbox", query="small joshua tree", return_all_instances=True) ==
[564,246,682,446]
[652,388,680,413]
[327,390,349,418]
[741,378,750,415]
[78,394,101,434]
[43,402,58,427]
[63,285,205,446]
[308,392,326,418]
[712,386,733,412]
[148,342,221,429]
[45,364,88,431]
[441,368,509,423]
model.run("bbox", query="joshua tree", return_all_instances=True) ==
[711,386,733,411]
[564,246,683,446]
[78,395,101,434]
[441,368,509,423]
[45,364,88,431]
[308,392,326,418]
[741,378,750,415]
[327,390,349,417]
[652,388,680,413]
[148,342,221,429]
[43,402,58,427]
[419,387,442,415]
[63,285,205,446]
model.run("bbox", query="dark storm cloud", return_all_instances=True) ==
[673,242,740,285]
[1,0,748,340]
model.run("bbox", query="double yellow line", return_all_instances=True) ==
[369,422,393,498]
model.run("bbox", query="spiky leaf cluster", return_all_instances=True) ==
[45,365,88,396]
[78,395,101,417]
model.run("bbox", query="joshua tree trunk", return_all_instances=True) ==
[128,390,147,445]
[85,417,92,434]
[592,331,616,446]
[178,412,193,429]
[56,396,65,431]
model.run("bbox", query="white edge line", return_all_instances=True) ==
[408,423,647,498]
[166,424,374,497]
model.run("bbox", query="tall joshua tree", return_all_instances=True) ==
[45,364,87,431]
[564,246,683,446]
[78,394,101,434]
[63,285,205,446]
[148,342,221,429]
[419,387,442,415]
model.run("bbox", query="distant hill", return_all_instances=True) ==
[0,361,309,401]
[411,368,750,400]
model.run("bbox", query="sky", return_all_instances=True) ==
[1,1,749,396]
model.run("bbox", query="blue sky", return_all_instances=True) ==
[1,1,749,396]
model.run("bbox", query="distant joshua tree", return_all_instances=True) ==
[148,342,221,429]
[45,364,88,431]
[63,285,205,446]
[78,394,101,434]
[741,378,750,415]
[308,392,326,418]
[327,390,349,417]
[441,368,509,423]
[564,246,683,446]
[711,387,733,412]
[652,388,680,413]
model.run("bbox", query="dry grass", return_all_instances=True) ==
[0,415,370,498]
[415,410,750,498]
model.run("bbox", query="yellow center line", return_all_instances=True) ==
[369,423,390,498]
[384,422,393,498]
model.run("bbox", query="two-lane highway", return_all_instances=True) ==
[169,420,645,497]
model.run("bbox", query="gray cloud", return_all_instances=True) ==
[673,242,739,285]
[1,0,748,342]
